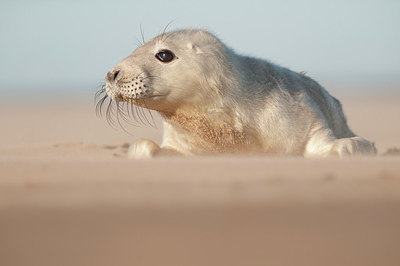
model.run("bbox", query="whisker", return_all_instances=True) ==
[134,95,147,125]
[129,100,140,124]
[94,88,105,100]
[116,102,134,135]
[141,98,157,128]
[119,101,140,127]
[160,20,176,42]
[106,98,118,128]
[122,102,139,127]
[140,23,146,44]
[96,94,108,117]
[138,98,152,126]
[135,38,143,48]
[94,85,106,103]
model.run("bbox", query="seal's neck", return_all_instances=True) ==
[161,108,251,153]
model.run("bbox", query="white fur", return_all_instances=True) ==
[105,29,377,158]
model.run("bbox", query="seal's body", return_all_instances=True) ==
[103,29,376,158]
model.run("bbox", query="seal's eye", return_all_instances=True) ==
[155,50,175,63]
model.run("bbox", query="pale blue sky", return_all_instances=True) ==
[1,0,399,94]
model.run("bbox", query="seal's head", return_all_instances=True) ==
[104,29,234,113]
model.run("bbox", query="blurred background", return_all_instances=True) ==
[1,0,399,101]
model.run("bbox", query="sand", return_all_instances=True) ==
[0,89,399,266]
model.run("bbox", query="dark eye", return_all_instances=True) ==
[155,49,175,63]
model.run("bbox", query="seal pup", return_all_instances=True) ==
[100,29,376,158]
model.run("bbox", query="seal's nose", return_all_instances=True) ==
[106,69,121,83]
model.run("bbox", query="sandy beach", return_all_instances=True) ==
[0,88,399,266]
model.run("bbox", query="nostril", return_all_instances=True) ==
[106,70,121,83]
[113,70,120,81]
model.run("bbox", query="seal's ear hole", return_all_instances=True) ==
[187,43,202,53]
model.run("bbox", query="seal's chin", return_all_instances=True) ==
[108,93,167,111]
[115,93,166,103]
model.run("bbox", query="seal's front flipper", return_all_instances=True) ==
[329,137,377,157]
[128,139,181,159]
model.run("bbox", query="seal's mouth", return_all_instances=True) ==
[123,94,166,102]
[95,84,158,130]
[115,92,165,103]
